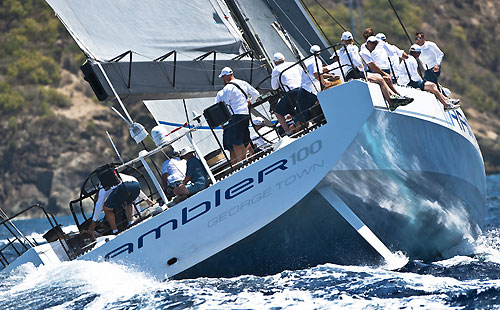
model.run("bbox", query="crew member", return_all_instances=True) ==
[415,32,444,85]
[173,147,208,196]
[216,67,260,164]
[271,52,303,135]
[331,31,364,81]
[161,145,187,200]
[401,44,460,111]
[88,173,153,235]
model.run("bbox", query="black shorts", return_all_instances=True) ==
[408,80,425,91]
[223,114,250,150]
[275,88,300,117]
[295,88,317,124]
[105,181,140,209]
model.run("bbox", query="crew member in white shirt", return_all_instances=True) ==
[297,45,333,128]
[216,67,260,164]
[401,44,460,111]
[88,173,153,235]
[415,32,444,85]
[360,36,400,93]
[271,52,303,134]
[375,32,408,82]
[331,31,364,81]
[360,36,413,111]
[161,145,187,200]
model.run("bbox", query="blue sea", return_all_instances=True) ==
[1,176,500,309]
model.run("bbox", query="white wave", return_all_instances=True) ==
[473,228,500,264]
[1,260,499,310]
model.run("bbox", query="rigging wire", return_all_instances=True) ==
[298,0,333,47]
[387,0,413,45]
[309,0,360,46]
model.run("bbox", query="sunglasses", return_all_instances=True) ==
[415,36,423,40]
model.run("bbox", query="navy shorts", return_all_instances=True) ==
[223,114,250,150]
[275,88,300,117]
[105,181,140,209]
[408,80,425,91]
[295,88,317,124]
[424,67,440,84]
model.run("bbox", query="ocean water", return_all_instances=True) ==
[1,176,500,309]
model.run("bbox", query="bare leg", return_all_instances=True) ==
[383,75,400,95]
[174,185,189,196]
[232,144,246,164]
[425,82,448,107]
[368,73,393,103]
[103,206,118,232]
[275,113,290,133]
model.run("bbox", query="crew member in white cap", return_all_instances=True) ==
[360,36,413,111]
[173,147,208,196]
[270,52,303,134]
[331,31,364,81]
[415,32,444,85]
[297,45,333,128]
[375,32,408,82]
[161,145,187,200]
[400,44,460,111]
[216,67,260,164]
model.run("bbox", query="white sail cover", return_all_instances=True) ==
[45,0,245,61]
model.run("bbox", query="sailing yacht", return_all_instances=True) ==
[1,0,485,279]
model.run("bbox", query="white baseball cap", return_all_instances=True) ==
[366,36,378,43]
[341,31,353,41]
[409,44,422,52]
[179,146,195,157]
[375,33,386,41]
[253,117,264,126]
[273,52,285,62]
[218,67,233,78]
[310,45,321,53]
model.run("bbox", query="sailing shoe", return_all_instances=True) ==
[444,103,461,111]
[400,96,414,106]
[447,98,460,105]
[388,99,401,111]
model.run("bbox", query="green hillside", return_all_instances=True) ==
[0,0,499,215]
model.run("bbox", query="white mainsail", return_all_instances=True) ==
[45,0,246,61]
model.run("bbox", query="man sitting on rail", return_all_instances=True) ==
[330,31,364,81]
[400,44,460,111]
[161,145,187,201]
[173,147,208,197]
[360,36,413,111]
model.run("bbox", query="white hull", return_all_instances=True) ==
[6,81,486,279]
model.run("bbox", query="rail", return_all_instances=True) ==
[0,203,69,270]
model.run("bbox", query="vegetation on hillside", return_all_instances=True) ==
[304,0,500,113]
[0,0,499,214]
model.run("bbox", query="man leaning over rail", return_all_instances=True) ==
[88,174,153,235]
[297,45,334,129]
